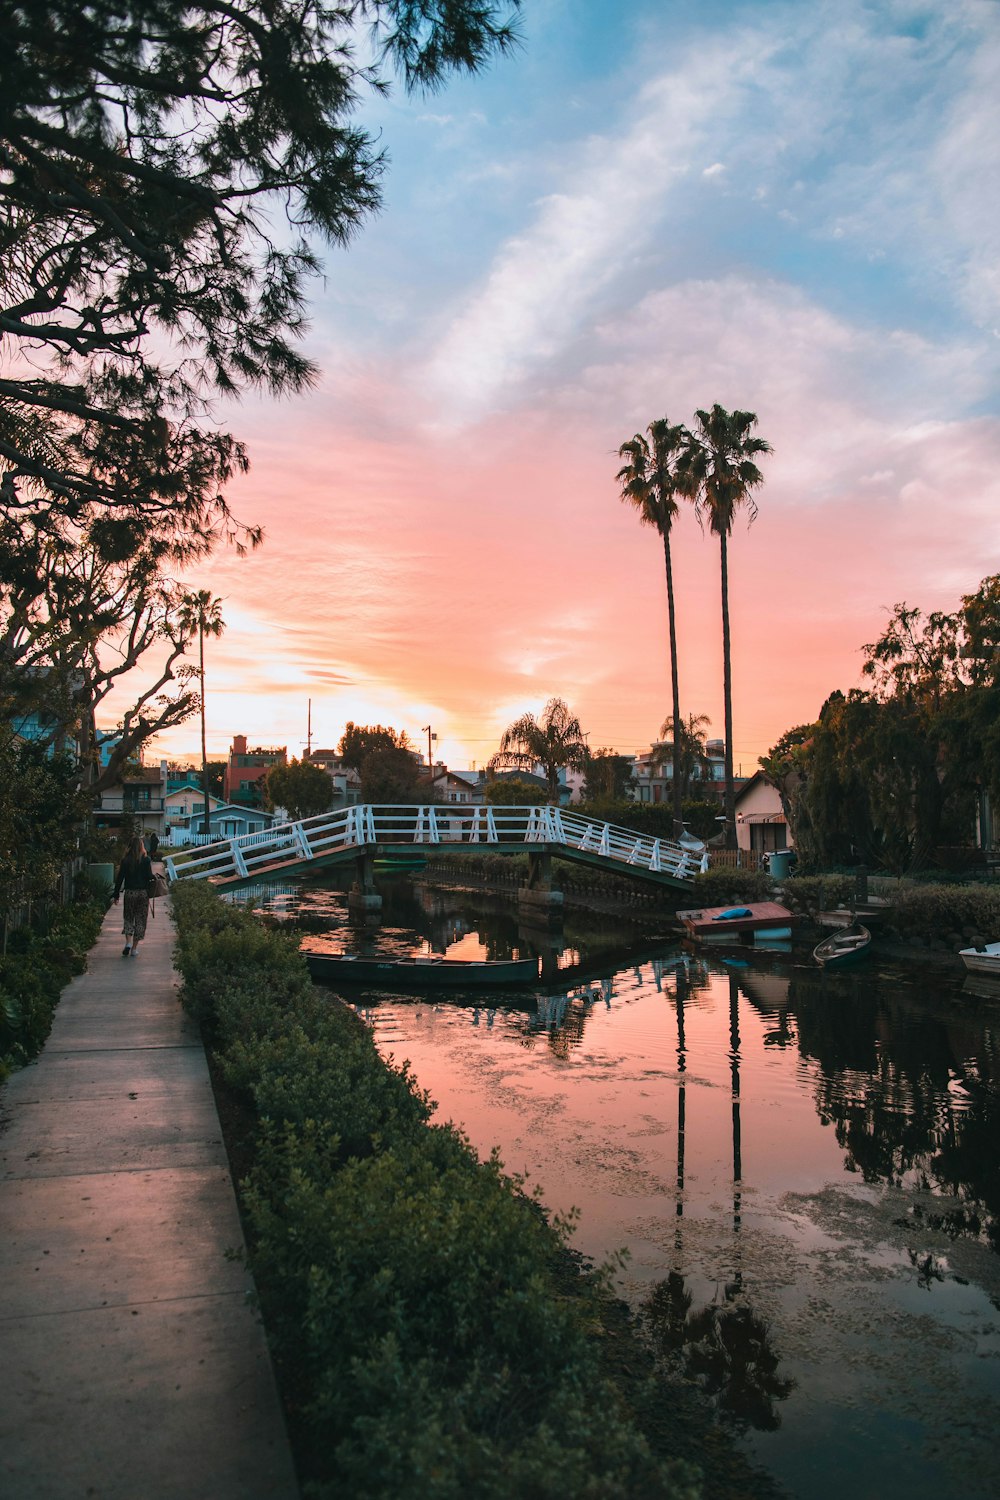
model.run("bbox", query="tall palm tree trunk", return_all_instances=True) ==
[199,623,210,837]
[662,531,684,834]
[719,531,736,848]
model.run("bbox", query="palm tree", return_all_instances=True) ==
[488,697,588,803]
[683,406,772,847]
[617,418,691,834]
[659,711,712,802]
[179,590,225,836]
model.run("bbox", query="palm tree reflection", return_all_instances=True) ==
[644,1273,794,1431]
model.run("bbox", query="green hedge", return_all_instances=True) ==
[0,900,106,1079]
[690,867,775,905]
[170,881,702,1500]
[883,883,1000,944]
[781,875,855,917]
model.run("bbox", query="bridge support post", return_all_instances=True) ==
[517,851,564,926]
[348,852,382,919]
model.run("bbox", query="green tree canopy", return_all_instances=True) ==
[485,774,543,806]
[0,0,521,545]
[0,732,89,929]
[582,749,635,802]
[358,744,423,804]
[761,578,1000,871]
[339,722,413,772]
[488,698,588,803]
[263,758,333,820]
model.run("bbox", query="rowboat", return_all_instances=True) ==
[813,923,872,969]
[676,902,796,944]
[302,950,538,988]
[959,941,1000,977]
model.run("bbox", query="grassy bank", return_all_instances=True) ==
[171,880,778,1500]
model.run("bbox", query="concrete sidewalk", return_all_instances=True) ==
[0,898,299,1500]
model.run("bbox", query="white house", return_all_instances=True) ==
[734,773,791,857]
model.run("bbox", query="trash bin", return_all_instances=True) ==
[768,850,793,880]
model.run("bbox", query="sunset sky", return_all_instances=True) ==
[140,0,1000,776]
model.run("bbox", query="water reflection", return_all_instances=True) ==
[255,871,1000,1498]
[645,1273,795,1431]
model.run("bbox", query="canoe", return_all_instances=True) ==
[373,854,427,869]
[813,923,872,969]
[675,902,796,943]
[302,950,538,988]
[959,941,1000,977]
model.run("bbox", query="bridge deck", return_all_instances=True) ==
[164,805,704,894]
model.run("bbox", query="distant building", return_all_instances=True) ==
[163,784,274,846]
[93,760,168,841]
[305,748,362,807]
[223,734,287,808]
[427,765,480,803]
[734,773,791,856]
[632,737,732,805]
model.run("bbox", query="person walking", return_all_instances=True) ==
[113,836,154,957]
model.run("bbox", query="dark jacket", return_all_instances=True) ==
[114,853,153,898]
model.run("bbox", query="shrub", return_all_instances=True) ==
[883,883,1000,942]
[782,875,854,918]
[0,899,105,1076]
[170,879,704,1499]
[690,867,774,906]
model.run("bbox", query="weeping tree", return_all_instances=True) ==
[489,698,589,803]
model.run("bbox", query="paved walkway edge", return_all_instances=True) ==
[0,897,300,1500]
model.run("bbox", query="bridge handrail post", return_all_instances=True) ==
[230,840,249,879]
[292,821,313,860]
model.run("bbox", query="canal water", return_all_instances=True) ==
[250,873,1000,1500]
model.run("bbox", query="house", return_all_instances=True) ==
[223,734,287,808]
[305,748,362,807]
[430,766,480,804]
[632,736,747,807]
[92,760,167,841]
[163,785,274,846]
[735,772,791,856]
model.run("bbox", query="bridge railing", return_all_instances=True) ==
[164,804,705,885]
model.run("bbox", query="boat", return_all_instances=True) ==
[675,902,796,944]
[302,950,538,988]
[373,853,427,870]
[959,941,1000,977]
[813,923,872,969]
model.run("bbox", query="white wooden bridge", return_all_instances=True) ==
[164,804,706,893]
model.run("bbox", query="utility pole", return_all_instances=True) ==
[422,725,436,782]
[306,698,312,757]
